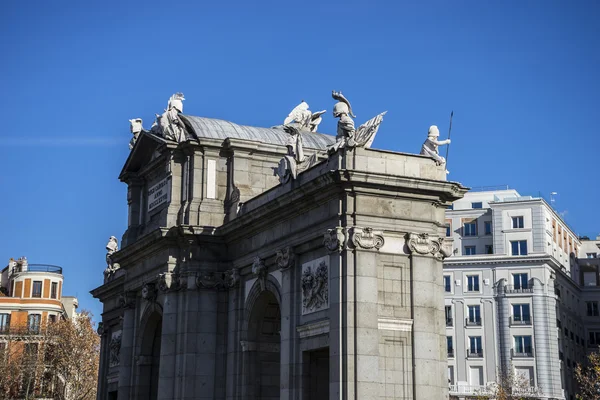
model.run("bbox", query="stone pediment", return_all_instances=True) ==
[119,132,168,180]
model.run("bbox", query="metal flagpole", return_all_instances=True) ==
[444,111,454,165]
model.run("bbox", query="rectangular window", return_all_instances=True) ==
[511,240,528,256]
[469,336,483,356]
[512,216,524,229]
[444,276,451,292]
[445,305,453,326]
[512,304,531,323]
[467,305,481,325]
[464,246,476,256]
[446,224,451,237]
[485,245,493,254]
[484,221,492,235]
[471,202,483,209]
[513,273,529,289]
[589,332,600,345]
[587,302,599,317]
[584,272,598,286]
[28,314,41,334]
[49,315,57,323]
[447,336,454,357]
[51,282,57,299]
[464,221,477,236]
[514,335,532,355]
[588,253,598,259]
[0,314,9,333]
[32,281,42,298]
[467,275,480,292]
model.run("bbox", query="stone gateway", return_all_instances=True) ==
[91,94,467,400]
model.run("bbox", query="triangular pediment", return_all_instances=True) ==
[119,132,168,180]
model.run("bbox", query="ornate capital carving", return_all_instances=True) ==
[196,271,224,290]
[158,272,186,292]
[276,246,295,270]
[141,283,157,302]
[223,268,240,288]
[252,256,267,292]
[406,233,451,260]
[323,227,345,253]
[118,292,136,309]
[351,227,385,250]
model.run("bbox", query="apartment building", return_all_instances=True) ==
[444,188,582,400]
[0,256,77,334]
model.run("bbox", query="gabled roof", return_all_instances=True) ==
[181,115,336,150]
[119,131,167,180]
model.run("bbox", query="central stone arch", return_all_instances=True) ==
[241,277,282,400]
[134,303,163,400]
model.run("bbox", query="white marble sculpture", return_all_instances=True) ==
[104,236,120,277]
[276,125,318,183]
[420,125,450,166]
[151,93,186,142]
[283,101,326,133]
[329,91,386,153]
[128,118,143,150]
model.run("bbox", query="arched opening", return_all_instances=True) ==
[136,311,162,400]
[244,290,281,400]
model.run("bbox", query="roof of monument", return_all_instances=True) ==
[181,115,336,149]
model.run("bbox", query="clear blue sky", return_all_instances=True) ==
[1,1,599,320]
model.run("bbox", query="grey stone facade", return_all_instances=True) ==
[91,115,466,400]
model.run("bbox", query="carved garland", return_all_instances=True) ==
[351,227,385,250]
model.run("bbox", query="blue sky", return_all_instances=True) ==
[1,1,599,320]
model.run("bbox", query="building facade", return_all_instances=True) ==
[443,188,587,400]
[91,95,468,400]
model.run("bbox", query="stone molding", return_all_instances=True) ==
[323,227,345,253]
[405,232,452,260]
[275,246,295,270]
[252,256,268,292]
[302,257,329,315]
[195,269,240,290]
[240,340,280,353]
[297,320,330,339]
[378,317,413,332]
[158,272,186,292]
[351,227,385,250]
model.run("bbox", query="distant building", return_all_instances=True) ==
[444,187,582,400]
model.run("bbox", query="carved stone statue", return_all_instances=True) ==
[150,93,187,142]
[329,91,386,153]
[129,118,143,150]
[420,125,450,166]
[283,101,326,133]
[104,236,120,277]
[276,125,318,183]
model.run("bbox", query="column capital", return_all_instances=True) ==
[405,232,452,260]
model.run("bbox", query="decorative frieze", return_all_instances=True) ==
[351,227,385,250]
[301,256,329,315]
[109,330,122,367]
[323,227,345,253]
[276,246,295,270]
[406,232,451,260]
[252,256,267,292]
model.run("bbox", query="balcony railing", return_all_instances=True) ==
[446,318,453,327]
[467,350,483,358]
[509,316,532,326]
[512,348,534,358]
[11,264,63,275]
[449,384,493,395]
[466,318,482,326]
[504,285,533,294]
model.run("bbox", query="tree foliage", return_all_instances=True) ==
[0,311,99,400]
[575,350,600,400]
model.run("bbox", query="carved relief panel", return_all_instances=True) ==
[301,256,329,315]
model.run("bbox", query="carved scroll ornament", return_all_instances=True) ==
[406,233,451,260]
[351,227,385,250]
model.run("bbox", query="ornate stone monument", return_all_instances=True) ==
[92,92,467,400]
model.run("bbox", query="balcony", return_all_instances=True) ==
[447,350,454,358]
[509,316,532,326]
[446,318,453,327]
[504,285,533,294]
[466,318,482,327]
[467,350,483,358]
[11,263,63,275]
[512,348,534,358]
[449,384,492,396]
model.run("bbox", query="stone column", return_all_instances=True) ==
[406,233,449,400]
[276,247,295,400]
[117,292,136,400]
